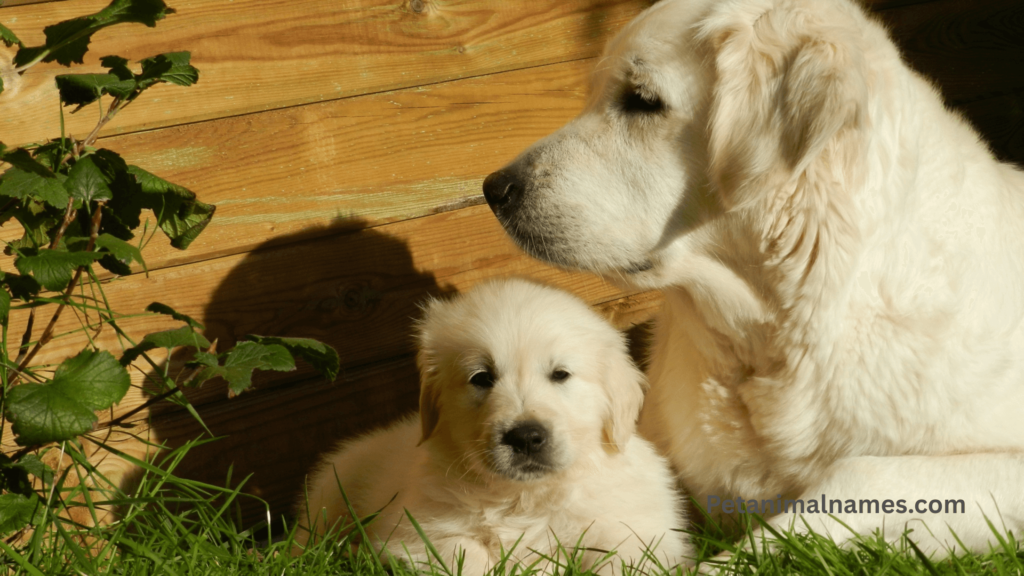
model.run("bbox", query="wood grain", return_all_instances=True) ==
[1,204,649,423]
[0,59,594,274]
[0,0,649,146]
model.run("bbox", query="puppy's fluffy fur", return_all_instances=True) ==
[295,279,689,573]
[485,0,1024,556]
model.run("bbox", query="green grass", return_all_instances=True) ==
[3,440,1021,576]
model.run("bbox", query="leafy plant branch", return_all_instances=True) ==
[0,0,340,552]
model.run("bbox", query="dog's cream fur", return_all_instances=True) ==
[486,0,1024,556]
[295,279,690,573]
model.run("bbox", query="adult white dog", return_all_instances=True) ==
[483,0,1024,557]
[295,279,690,573]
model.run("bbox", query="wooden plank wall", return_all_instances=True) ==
[1,0,1022,528]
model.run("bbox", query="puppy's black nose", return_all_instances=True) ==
[502,422,548,456]
[482,168,523,213]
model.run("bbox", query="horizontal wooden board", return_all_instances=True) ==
[0,0,649,146]
[1,204,647,422]
[0,59,594,274]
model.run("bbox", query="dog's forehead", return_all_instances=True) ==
[590,0,716,103]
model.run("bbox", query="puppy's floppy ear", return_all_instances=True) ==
[702,1,868,202]
[600,342,648,453]
[416,298,444,444]
[417,347,442,444]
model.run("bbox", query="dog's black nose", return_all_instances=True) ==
[502,422,548,456]
[482,168,523,212]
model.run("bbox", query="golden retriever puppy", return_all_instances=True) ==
[483,0,1024,559]
[295,279,690,574]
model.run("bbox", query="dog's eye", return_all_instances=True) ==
[469,370,495,389]
[619,87,665,115]
[550,369,571,383]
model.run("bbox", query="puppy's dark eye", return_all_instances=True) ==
[620,87,665,115]
[469,370,495,389]
[550,369,571,383]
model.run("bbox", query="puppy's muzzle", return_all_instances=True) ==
[501,421,548,456]
[483,167,526,217]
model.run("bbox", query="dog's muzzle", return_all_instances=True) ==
[491,420,554,479]
[483,167,526,218]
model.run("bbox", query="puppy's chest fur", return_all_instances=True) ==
[418,479,589,551]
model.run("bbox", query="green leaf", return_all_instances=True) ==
[64,156,113,204]
[0,150,71,209]
[145,325,211,350]
[13,0,175,68]
[193,342,296,396]
[4,199,64,253]
[92,148,141,238]
[100,55,133,79]
[95,233,146,272]
[120,325,211,366]
[0,455,53,497]
[0,287,9,324]
[0,22,20,48]
[14,249,103,292]
[245,335,340,382]
[128,165,215,249]
[137,51,198,88]
[145,302,204,330]
[30,139,75,171]
[0,272,41,300]
[12,455,53,483]
[0,494,40,536]
[0,456,31,496]
[55,73,136,110]
[5,349,131,446]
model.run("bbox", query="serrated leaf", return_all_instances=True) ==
[54,73,136,110]
[0,150,71,209]
[95,233,145,272]
[64,156,113,204]
[13,0,174,68]
[14,249,102,292]
[137,51,198,88]
[0,272,41,300]
[120,325,211,366]
[245,335,340,382]
[100,55,133,79]
[128,164,191,197]
[0,22,20,48]
[0,494,40,536]
[145,325,211,350]
[3,199,63,253]
[0,456,31,496]
[145,302,204,329]
[194,342,295,396]
[93,149,142,237]
[30,139,75,171]
[13,455,53,483]
[5,349,131,446]
[128,165,215,249]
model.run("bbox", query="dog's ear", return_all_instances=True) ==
[702,2,868,204]
[601,345,648,453]
[416,298,445,444]
[417,346,442,444]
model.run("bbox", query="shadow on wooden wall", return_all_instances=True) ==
[141,219,457,529]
